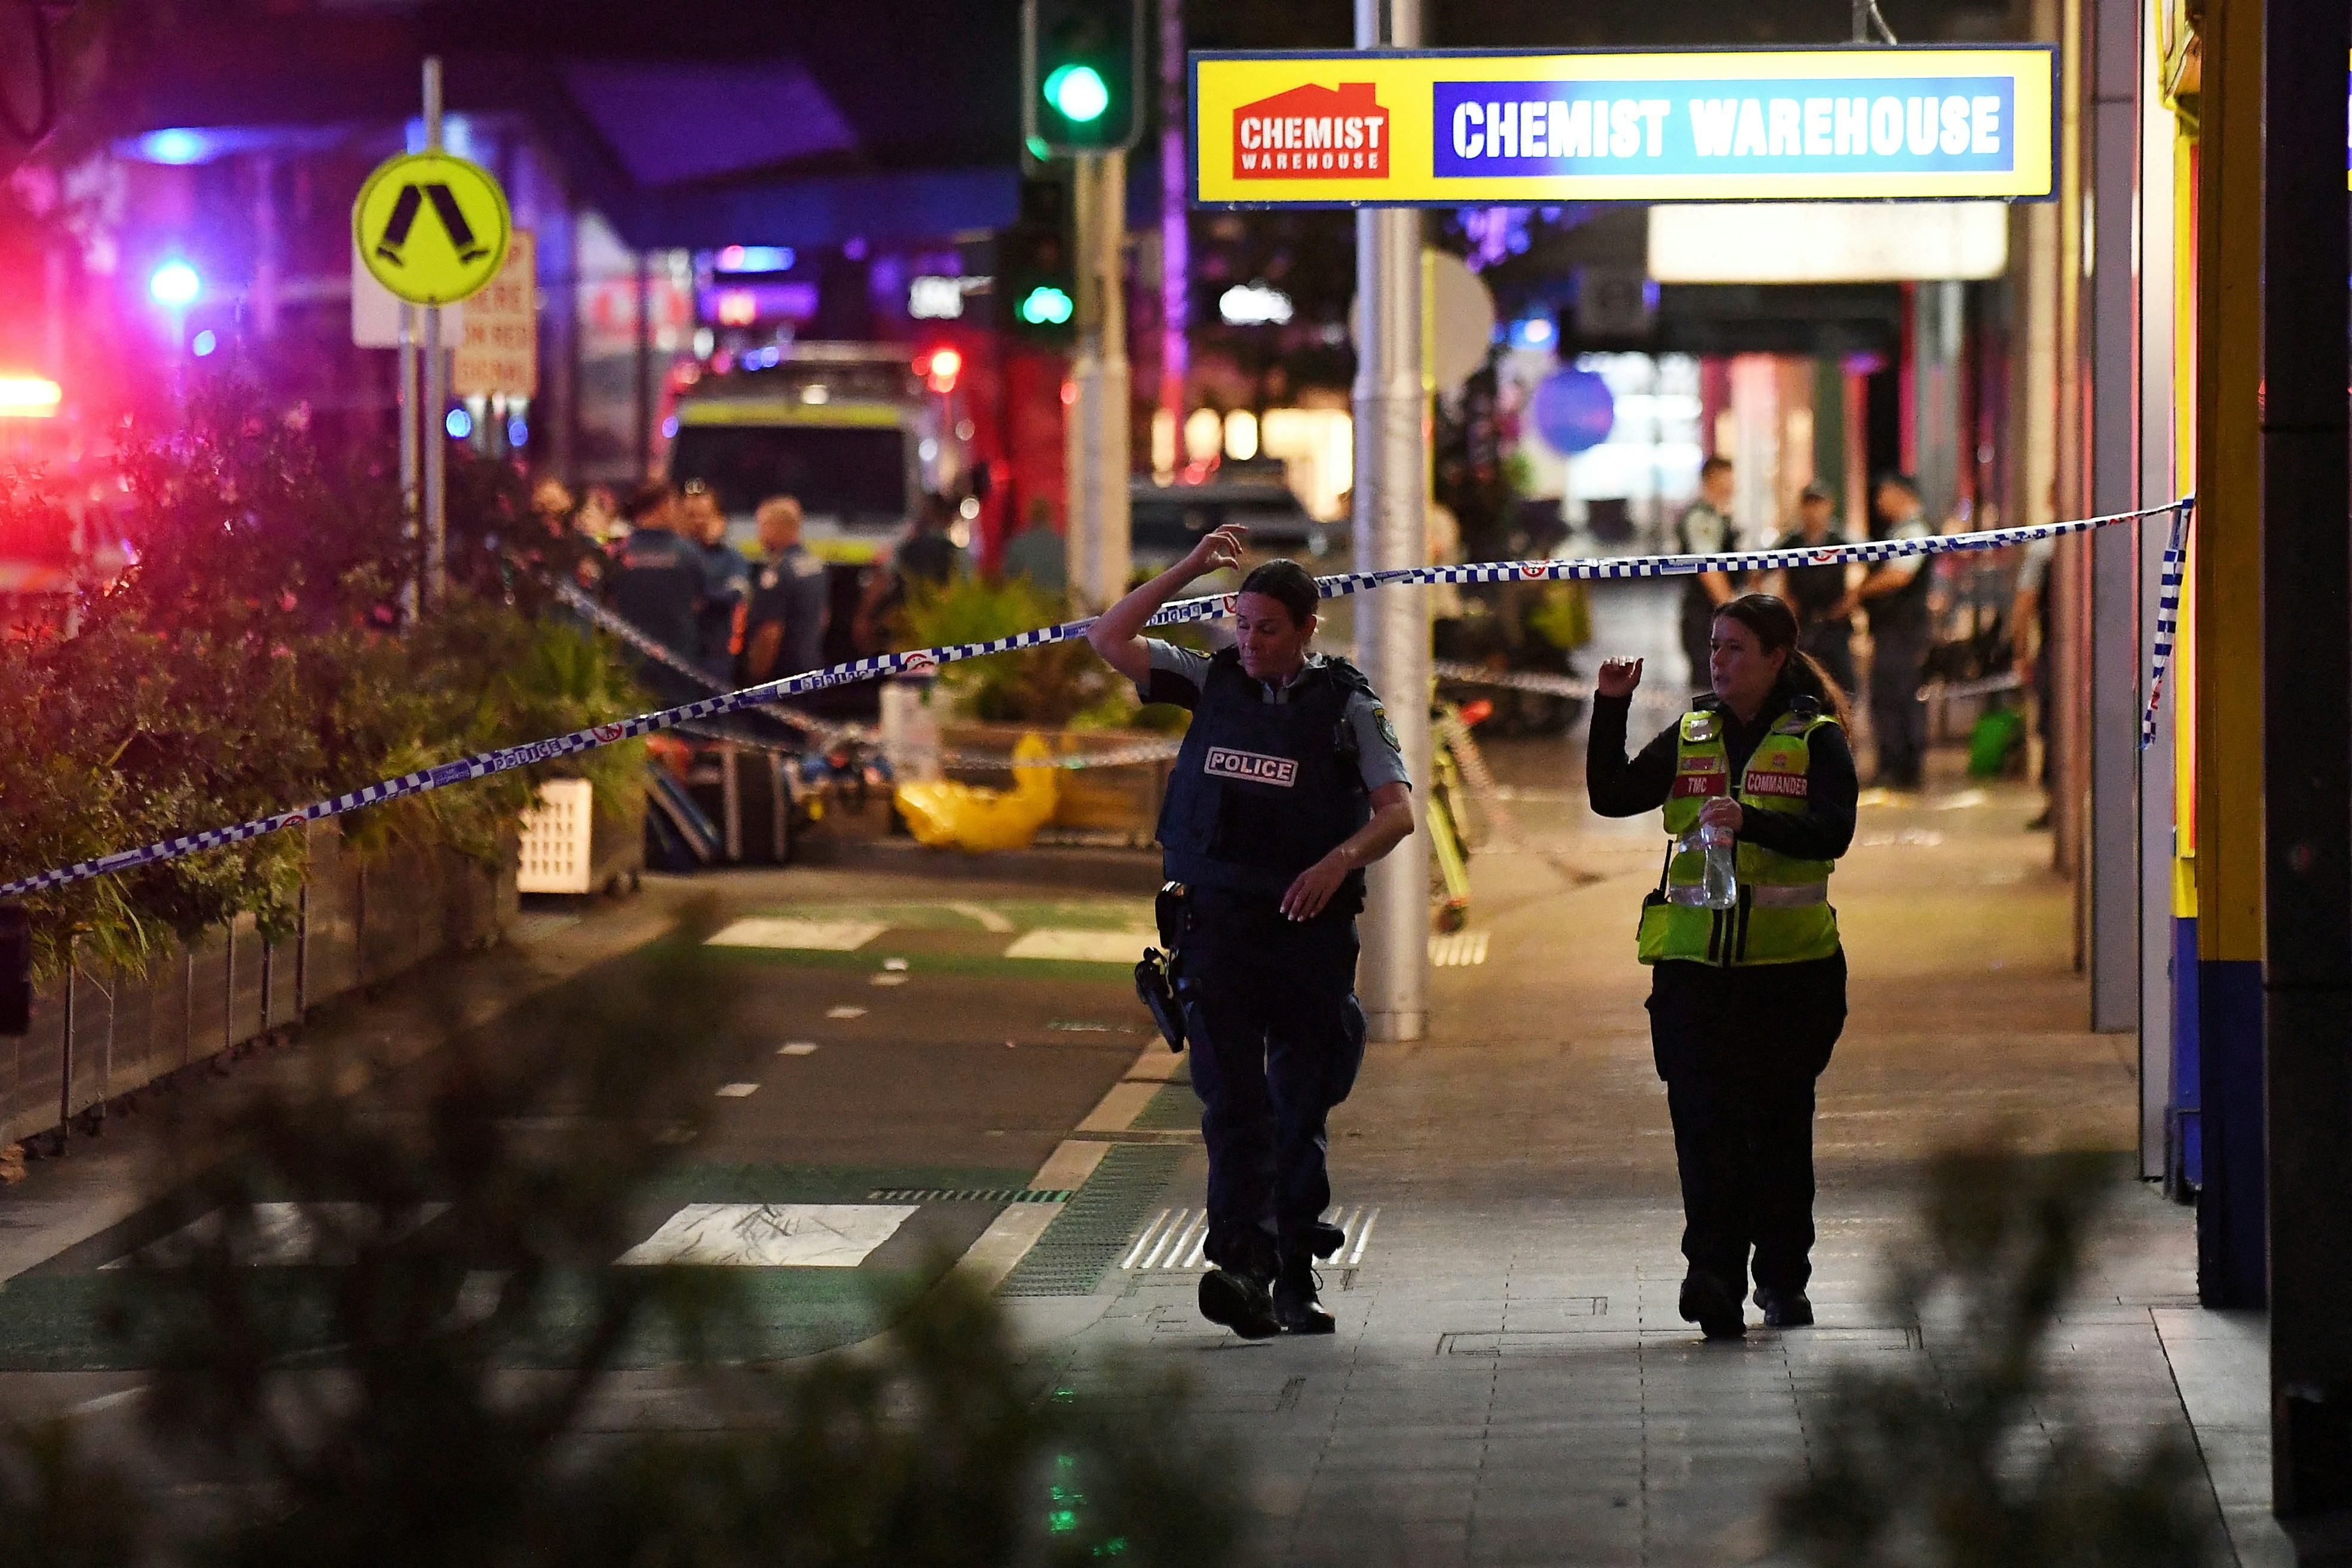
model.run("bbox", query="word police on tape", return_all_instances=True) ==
[351,152,512,306]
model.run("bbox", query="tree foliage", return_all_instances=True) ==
[0,384,643,981]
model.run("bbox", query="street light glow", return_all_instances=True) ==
[149,261,201,308]
[1043,63,1110,123]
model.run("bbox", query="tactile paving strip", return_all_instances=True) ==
[995,1144,1188,1298]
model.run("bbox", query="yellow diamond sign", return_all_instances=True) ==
[351,152,512,307]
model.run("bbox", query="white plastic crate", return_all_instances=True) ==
[516,779,596,894]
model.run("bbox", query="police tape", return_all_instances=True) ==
[2140,497,2193,749]
[552,581,878,749]
[0,498,2190,899]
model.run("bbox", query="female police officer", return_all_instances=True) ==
[1088,525,1414,1340]
[1586,593,1857,1340]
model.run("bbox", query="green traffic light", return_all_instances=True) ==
[1042,63,1110,123]
[1019,285,1074,326]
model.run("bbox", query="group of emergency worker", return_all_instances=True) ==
[1091,512,1862,1343]
[604,480,830,696]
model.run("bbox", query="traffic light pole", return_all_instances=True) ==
[1352,0,1429,1044]
[1064,150,1131,611]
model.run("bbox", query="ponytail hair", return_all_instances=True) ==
[1712,592,1853,727]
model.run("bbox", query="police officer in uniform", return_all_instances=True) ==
[1586,593,1857,1339]
[1839,472,1934,790]
[1673,455,1741,692]
[741,494,830,682]
[604,482,706,703]
[1765,482,1858,703]
[1088,525,1415,1340]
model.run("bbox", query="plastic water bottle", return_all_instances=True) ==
[1698,822,1738,909]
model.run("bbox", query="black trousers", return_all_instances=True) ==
[1868,620,1931,786]
[1175,888,1367,1276]
[1646,953,1846,1297]
[1799,622,1858,713]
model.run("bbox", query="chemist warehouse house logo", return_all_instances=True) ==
[1233,82,1389,179]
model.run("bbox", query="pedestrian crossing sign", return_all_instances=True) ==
[351,152,512,305]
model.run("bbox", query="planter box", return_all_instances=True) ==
[938,724,1177,847]
[227,913,267,1051]
[4,978,65,1146]
[301,822,362,1008]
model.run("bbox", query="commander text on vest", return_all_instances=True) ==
[1088,526,1414,1342]
[1585,593,1858,1344]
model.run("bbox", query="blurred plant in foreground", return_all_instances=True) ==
[1774,1147,2222,1568]
[1,912,1239,1566]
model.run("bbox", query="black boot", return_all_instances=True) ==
[1754,1287,1814,1328]
[1272,1252,1335,1335]
[1677,1270,1747,1340]
[1199,1264,1281,1339]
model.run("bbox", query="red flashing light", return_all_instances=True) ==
[716,289,759,326]
[920,345,962,395]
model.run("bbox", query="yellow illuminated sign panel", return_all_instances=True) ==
[1192,46,2057,207]
[352,152,513,306]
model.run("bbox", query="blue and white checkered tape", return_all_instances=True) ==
[1,498,2192,899]
[2140,497,2194,749]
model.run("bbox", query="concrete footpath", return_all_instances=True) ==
[999,760,2293,1568]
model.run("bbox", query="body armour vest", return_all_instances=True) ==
[1157,650,1373,905]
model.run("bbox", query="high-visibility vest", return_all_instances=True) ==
[1637,702,1842,966]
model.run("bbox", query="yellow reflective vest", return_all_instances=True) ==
[1636,702,1842,966]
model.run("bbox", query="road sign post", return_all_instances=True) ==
[350,55,512,613]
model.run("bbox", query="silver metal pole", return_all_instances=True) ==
[1352,0,1429,1043]
[421,56,448,608]
[399,306,419,624]
[1063,151,1131,610]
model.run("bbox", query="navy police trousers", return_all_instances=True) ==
[1175,887,1367,1278]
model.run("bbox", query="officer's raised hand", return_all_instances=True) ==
[1596,656,1643,699]
[1181,522,1249,581]
[1086,523,1250,688]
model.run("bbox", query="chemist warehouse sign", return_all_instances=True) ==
[1191,45,2056,206]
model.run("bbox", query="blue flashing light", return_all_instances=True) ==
[715,245,795,274]
[191,330,218,357]
[137,128,212,166]
[445,408,474,440]
[506,416,528,447]
[148,261,201,308]
[662,415,681,439]
[1506,314,1557,351]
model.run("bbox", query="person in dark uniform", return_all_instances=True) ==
[681,480,750,685]
[1839,472,1934,790]
[1673,456,1741,693]
[1088,524,1415,1340]
[1766,483,1858,703]
[740,495,830,682]
[604,482,706,702]
[1586,593,1857,1339]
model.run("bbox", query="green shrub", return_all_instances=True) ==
[0,387,644,982]
[893,574,1137,729]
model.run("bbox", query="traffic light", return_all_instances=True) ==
[1022,0,1143,157]
[997,176,1077,344]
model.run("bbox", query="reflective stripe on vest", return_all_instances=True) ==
[1638,705,1840,966]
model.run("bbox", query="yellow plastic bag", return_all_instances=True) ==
[895,734,1059,853]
